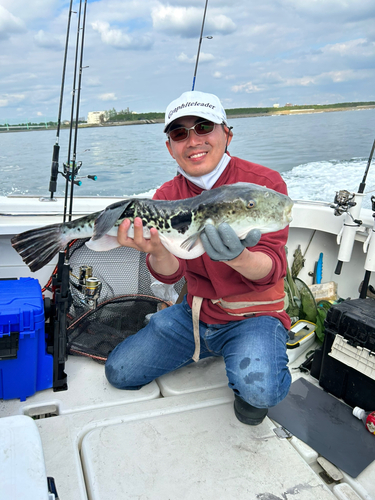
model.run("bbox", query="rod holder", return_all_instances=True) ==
[333,191,364,274]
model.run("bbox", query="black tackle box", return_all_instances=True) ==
[318,298,375,410]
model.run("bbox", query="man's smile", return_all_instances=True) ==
[188,151,208,159]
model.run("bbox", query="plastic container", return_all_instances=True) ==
[318,298,375,410]
[286,320,316,363]
[0,277,53,401]
[0,415,52,500]
[353,406,375,435]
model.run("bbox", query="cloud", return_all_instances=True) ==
[176,52,192,63]
[152,4,236,38]
[283,0,375,22]
[279,69,371,87]
[321,69,371,83]
[281,76,317,87]
[232,82,263,93]
[234,68,373,96]
[34,29,63,50]
[85,77,102,88]
[0,94,25,107]
[321,39,375,58]
[0,72,38,84]
[198,52,215,63]
[91,21,153,50]
[0,5,26,40]
[0,0,60,22]
[176,51,215,64]
[99,93,118,101]
[84,1,151,25]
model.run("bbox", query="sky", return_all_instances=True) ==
[1,0,375,124]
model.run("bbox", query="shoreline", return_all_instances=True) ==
[2,104,375,133]
[226,104,375,120]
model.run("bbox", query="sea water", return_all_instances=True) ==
[1,108,375,208]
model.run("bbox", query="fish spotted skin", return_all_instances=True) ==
[11,182,293,272]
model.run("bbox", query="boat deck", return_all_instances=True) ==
[1,343,374,500]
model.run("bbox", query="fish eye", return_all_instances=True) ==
[247,200,256,208]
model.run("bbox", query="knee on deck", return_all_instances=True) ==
[229,366,291,408]
[105,346,145,390]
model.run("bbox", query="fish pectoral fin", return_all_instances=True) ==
[93,200,131,240]
[85,234,121,252]
[180,231,203,252]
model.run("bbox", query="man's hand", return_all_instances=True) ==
[200,223,261,262]
[117,217,165,255]
[118,217,180,276]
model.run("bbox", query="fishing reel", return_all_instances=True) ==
[330,190,362,224]
[60,160,82,185]
[71,265,102,309]
[60,161,97,186]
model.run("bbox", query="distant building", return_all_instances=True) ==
[87,111,107,125]
[273,104,280,108]
[285,103,293,107]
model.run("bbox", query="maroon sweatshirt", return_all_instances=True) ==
[146,156,291,330]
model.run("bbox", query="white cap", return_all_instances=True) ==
[164,90,228,133]
[353,406,365,420]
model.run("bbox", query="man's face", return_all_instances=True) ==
[165,115,232,177]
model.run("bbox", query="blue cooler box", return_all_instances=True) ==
[0,277,53,401]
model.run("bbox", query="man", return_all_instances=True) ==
[105,90,291,425]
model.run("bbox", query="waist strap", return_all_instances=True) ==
[192,296,203,362]
[211,279,285,317]
[190,280,285,362]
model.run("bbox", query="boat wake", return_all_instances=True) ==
[282,157,374,208]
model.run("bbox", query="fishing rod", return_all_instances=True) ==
[49,0,89,393]
[359,138,375,195]
[63,0,84,224]
[359,139,375,299]
[333,138,375,276]
[192,0,212,91]
[67,0,88,223]
[48,0,74,200]
[44,2,80,393]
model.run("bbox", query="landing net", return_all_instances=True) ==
[65,240,184,363]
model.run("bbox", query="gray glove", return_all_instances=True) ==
[200,223,261,262]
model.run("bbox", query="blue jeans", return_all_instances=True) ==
[105,296,291,408]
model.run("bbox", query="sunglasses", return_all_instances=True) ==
[168,120,216,142]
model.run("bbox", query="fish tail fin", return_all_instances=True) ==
[11,224,67,272]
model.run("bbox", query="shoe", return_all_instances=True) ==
[233,394,268,426]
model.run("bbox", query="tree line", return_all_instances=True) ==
[3,101,374,128]
[104,101,375,122]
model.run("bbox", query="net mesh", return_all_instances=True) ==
[65,240,185,363]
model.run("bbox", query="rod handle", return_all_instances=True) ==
[49,144,60,195]
[360,270,371,299]
[335,260,343,275]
